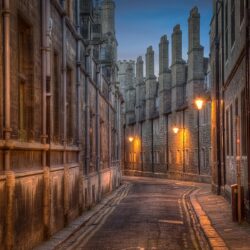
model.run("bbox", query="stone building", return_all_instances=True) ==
[0,0,122,249]
[210,0,250,220]
[119,7,211,183]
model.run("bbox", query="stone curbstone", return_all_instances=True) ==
[189,189,229,250]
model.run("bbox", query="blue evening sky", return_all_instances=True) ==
[115,0,212,75]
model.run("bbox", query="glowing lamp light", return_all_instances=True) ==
[173,127,179,134]
[195,98,204,110]
[128,137,134,142]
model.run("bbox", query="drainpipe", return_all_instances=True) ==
[245,0,250,212]
[166,115,169,172]
[140,121,143,172]
[220,0,226,189]
[61,0,69,225]
[76,0,83,213]
[96,59,101,201]
[3,5,14,248]
[151,119,154,173]
[3,0,11,147]
[42,0,51,238]
[183,110,185,173]
[215,0,222,195]
[76,0,81,151]
[84,54,90,176]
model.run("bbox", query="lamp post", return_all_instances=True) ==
[128,136,134,170]
[195,98,204,175]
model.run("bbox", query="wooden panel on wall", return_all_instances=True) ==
[0,151,4,171]
[50,170,64,234]
[14,174,44,249]
[11,150,42,170]
[0,179,6,247]
[67,167,80,221]
[50,151,64,166]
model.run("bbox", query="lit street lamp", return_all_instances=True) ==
[128,136,134,142]
[195,98,204,175]
[128,136,134,170]
[172,126,179,134]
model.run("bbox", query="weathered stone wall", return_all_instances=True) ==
[119,6,211,183]
[0,0,122,249]
[210,0,250,220]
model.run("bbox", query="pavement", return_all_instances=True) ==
[35,177,250,250]
[190,184,250,250]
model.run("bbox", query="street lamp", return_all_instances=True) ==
[128,136,134,142]
[128,136,134,170]
[173,126,179,134]
[194,97,205,175]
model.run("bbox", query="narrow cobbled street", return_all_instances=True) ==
[58,177,208,250]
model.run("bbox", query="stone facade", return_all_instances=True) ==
[119,6,211,183]
[0,0,122,249]
[210,0,250,221]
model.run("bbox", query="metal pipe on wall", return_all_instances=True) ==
[3,0,11,141]
[41,0,51,238]
[215,0,222,194]
[76,0,81,148]
[245,0,250,213]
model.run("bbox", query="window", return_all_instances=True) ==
[66,67,74,143]
[185,149,189,165]
[201,148,206,169]
[225,0,229,60]
[53,52,60,141]
[226,109,230,155]
[19,81,25,131]
[18,16,33,141]
[231,0,235,46]
[209,148,212,167]
[89,111,94,160]
[241,90,247,155]
[176,150,181,164]
[230,104,234,156]
[169,150,172,164]
[153,119,159,135]
[240,0,245,24]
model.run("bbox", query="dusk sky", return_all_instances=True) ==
[115,0,212,75]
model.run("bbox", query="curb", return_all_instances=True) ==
[189,189,229,250]
[34,183,130,250]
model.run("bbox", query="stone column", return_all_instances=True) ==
[159,35,171,115]
[136,56,144,81]
[187,6,204,100]
[101,0,115,36]
[172,25,182,64]
[145,46,157,120]
[136,56,144,122]
[125,63,136,124]
[159,35,169,74]
[146,46,154,79]
[171,25,186,111]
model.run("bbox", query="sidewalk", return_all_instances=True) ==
[191,185,250,250]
